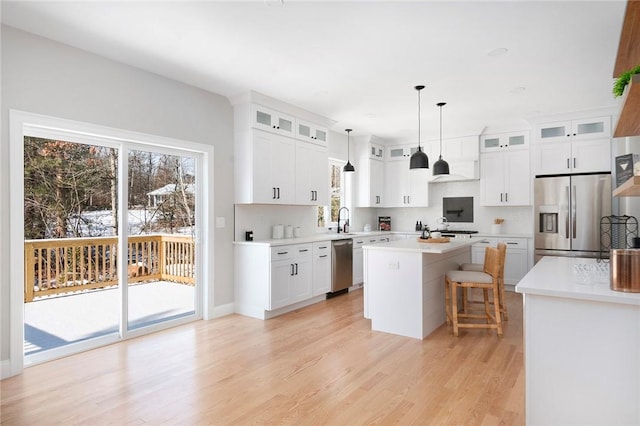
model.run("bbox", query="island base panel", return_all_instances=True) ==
[367,247,469,339]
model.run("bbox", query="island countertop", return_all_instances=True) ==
[363,238,475,254]
[515,256,640,306]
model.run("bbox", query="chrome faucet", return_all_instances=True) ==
[337,207,350,233]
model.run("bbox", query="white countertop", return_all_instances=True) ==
[233,231,390,247]
[515,256,640,306]
[234,230,532,247]
[363,238,475,254]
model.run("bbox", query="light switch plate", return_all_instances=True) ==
[215,217,226,228]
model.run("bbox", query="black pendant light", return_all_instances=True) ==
[343,128,355,172]
[409,85,429,169]
[433,102,450,175]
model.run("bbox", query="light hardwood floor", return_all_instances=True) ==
[1,288,524,425]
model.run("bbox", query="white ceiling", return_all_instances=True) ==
[1,1,627,142]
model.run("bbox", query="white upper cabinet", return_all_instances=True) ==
[246,129,296,204]
[368,142,384,160]
[480,150,531,206]
[534,115,612,175]
[235,93,332,205]
[355,139,385,207]
[481,131,529,152]
[296,119,328,146]
[442,135,481,160]
[386,144,418,161]
[252,104,296,137]
[536,116,611,143]
[384,159,429,207]
[295,140,328,205]
[534,138,611,175]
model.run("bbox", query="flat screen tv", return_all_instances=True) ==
[443,197,474,223]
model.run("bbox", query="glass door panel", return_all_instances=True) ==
[126,150,196,330]
[23,137,119,357]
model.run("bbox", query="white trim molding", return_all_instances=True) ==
[7,110,215,377]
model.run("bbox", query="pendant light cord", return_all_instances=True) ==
[439,104,442,157]
[417,89,421,150]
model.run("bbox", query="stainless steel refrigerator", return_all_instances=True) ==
[534,173,611,261]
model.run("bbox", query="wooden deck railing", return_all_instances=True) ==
[24,234,195,302]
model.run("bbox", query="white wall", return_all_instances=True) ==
[0,26,235,364]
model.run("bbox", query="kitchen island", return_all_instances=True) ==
[516,256,640,426]
[363,238,474,339]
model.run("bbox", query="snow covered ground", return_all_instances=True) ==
[68,209,193,237]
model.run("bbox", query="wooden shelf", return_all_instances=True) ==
[613,175,640,197]
[613,0,640,77]
[614,73,640,137]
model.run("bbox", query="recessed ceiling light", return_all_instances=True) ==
[364,113,377,119]
[510,86,526,94]
[488,47,509,57]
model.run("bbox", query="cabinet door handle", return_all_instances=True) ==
[273,188,277,199]
[319,254,328,258]
[277,187,280,199]
[319,246,327,249]
[573,158,576,168]
[500,193,503,202]
[295,263,298,275]
[277,251,288,255]
[567,158,570,169]
[299,249,309,253]
[505,193,508,202]
[290,264,295,276]
[506,242,518,245]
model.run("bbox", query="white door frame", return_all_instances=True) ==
[7,110,215,377]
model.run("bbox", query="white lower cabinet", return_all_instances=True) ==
[471,237,529,285]
[353,235,391,285]
[235,241,329,319]
[312,242,331,295]
[352,238,366,285]
[269,244,312,310]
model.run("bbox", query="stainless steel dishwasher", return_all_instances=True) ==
[330,238,353,294]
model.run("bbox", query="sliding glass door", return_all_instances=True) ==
[21,125,203,365]
[126,149,196,330]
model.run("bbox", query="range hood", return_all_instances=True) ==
[429,159,479,182]
[427,134,480,182]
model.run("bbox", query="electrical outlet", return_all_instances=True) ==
[388,261,399,270]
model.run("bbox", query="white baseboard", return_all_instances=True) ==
[206,302,235,320]
[1,359,15,379]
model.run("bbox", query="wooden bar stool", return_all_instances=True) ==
[458,242,508,320]
[444,244,506,337]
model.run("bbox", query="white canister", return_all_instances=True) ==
[284,225,293,239]
[272,224,284,239]
[293,227,301,238]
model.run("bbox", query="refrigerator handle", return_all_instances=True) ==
[565,186,570,239]
[572,185,577,239]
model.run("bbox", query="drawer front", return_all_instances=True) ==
[500,238,527,249]
[472,237,498,247]
[294,244,313,258]
[271,246,293,261]
[312,241,330,255]
[353,237,367,248]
